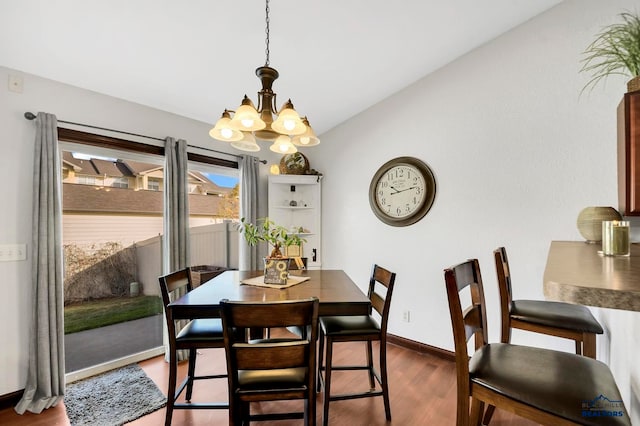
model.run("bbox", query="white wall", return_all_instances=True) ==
[0,65,275,396]
[312,0,639,421]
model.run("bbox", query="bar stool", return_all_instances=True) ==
[158,268,228,426]
[495,247,603,357]
[317,264,396,426]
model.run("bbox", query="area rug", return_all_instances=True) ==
[65,364,166,426]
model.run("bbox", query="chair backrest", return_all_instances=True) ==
[158,268,193,337]
[220,297,319,392]
[444,259,489,375]
[158,268,193,307]
[494,246,513,306]
[494,247,515,343]
[368,264,397,334]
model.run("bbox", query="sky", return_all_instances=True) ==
[205,173,238,188]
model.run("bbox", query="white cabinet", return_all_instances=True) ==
[268,174,322,269]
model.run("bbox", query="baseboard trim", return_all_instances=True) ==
[387,334,455,362]
[0,389,23,411]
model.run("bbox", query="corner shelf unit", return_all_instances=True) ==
[268,174,322,269]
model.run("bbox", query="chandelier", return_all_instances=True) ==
[209,0,320,154]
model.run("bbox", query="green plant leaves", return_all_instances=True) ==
[580,11,640,92]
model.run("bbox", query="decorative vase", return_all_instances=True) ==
[263,257,290,284]
[576,206,622,243]
[628,76,640,93]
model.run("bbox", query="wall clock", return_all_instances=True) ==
[368,156,436,227]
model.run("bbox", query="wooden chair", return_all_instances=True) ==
[317,264,396,426]
[495,247,603,357]
[220,297,319,425]
[158,269,228,426]
[444,258,630,426]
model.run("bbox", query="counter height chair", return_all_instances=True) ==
[444,258,630,426]
[159,269,228,426]
[220,297,319,425]
[495,247,603,357]
[482,247,606,424]
[317,264,396,426]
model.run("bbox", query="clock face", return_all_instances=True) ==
[369,157,436,227]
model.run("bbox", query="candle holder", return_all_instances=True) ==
[602,220,630,256]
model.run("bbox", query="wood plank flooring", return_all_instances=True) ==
[0,341,540,425]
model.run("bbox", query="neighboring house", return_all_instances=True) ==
[61,152,238,245]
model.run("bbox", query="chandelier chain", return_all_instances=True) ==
[264,0,270,66]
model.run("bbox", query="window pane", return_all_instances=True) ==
[187,163,240,279]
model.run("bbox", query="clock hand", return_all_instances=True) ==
[389,186,401,194]
[390,186,417,194]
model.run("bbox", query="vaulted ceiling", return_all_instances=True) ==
[0,1,562,136]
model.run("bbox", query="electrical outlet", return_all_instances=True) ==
[0,243,27,261]
[402,310,411,323]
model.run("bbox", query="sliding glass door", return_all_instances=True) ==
[60,140,239,376]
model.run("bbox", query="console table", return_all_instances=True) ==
[543,241,640,312]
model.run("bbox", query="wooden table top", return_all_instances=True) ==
[543,241,640,311]
[168,269,371,319]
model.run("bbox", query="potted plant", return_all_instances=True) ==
[580,11,640,93]
[237,217,306,284]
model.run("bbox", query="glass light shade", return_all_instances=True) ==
[209,111,243,142]
[269,135,298,154]
[229,97,266,131]
[271,100,306,135]
[230,132,261,152]
[292,117,320,146]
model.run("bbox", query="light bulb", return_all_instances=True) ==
[241,118,254,128]
[299,136,310,145]
[279,142,289,152]
[284,119,296,131]
[221,128,233,139]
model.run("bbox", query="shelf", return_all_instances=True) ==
[274,206,313,210]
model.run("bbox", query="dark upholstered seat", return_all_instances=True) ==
[510,300,604,334]
[176,318,224,341]
[318,264,396,426]
[470,344,627,426]
[221,298,319,425]
[444,258,630,426]
[159,269,227,426]
[319,315,381,336]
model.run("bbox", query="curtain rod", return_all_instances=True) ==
[23,112,267,164]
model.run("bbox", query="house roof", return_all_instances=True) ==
[91,159,130,177]
[63,183,232,217]
[125,160,163,175]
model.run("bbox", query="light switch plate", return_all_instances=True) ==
[0,244,27,261]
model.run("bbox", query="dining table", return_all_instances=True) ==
[168,269,372,320]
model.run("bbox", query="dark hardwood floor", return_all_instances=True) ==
[0,341,540,425]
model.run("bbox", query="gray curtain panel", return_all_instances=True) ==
[163,137,190,273]
[15,112,65,414]
[239,155,260,270]
[162,137,191,361]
